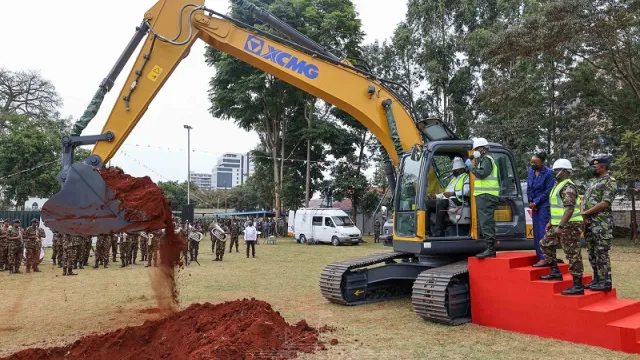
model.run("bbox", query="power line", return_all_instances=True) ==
[0,160,58,181]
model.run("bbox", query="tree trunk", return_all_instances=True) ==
[304,99,315,207]
[630,185,638,241]
[278,118,287,218]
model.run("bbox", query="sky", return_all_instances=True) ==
[0,0,407,183]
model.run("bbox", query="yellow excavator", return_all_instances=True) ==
[41,0,533,325]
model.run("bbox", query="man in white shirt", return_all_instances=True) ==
[243,221,258,258]
[426,157,470,237]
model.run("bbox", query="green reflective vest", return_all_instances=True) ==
[474,155,500,197]
[445,173,469,202]
[549,179,583,225]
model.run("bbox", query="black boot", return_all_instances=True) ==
[475,242,496,259]
[93,261,100,269]
[33,266,41,272]
[561,275,584,295]
[63,266,68,276]
[540,262,563,280]
[67,266,77,275]
[52,259,56,265]
[14,265,22,274]
[591,273,612,292]
[584,270,600,290]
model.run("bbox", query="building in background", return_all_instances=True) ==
[212,152,254,189]
[189,171,213,190]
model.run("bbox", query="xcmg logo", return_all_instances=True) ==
[243,35,319,80]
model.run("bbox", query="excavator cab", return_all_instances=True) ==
[392,138,532,256]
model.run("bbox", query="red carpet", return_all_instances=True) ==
[469,252,640,354]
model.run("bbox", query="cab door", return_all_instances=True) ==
[490,150,527,239]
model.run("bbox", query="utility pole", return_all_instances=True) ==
[183,125,193,205]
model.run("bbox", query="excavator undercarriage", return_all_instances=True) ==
[320,252,472,325]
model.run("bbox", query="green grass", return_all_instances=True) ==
[1,236,639,359]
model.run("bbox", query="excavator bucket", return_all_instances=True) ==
[41,163,148,236]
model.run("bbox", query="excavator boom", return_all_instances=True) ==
[42,0,422,235]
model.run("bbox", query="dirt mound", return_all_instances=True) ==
[2,299,328,360]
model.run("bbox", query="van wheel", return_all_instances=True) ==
[331,236,340,246]
[299,234,306,244]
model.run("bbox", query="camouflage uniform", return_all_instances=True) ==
[582,174,617,285]
[229,222,240,253]
[215,226,227,261]
[540,181,584,276]
[83,236,92,266]
[119,233,132,267]
[62,235,78,275]
[6,224,22,273]
[53,232,64,267]
[0,221,7,271]
[72,235,84,269]
[146,230,162,267]
[23,224,44,272]
[110,234,118,262]
[51,231,59,265]
[94,235,111,268]
[129,233,139,265]
[139,233,148,262]
[374,220,381,243]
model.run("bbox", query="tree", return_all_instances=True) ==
[0,69,62,123]
[330,160,369,226]
[157,181,199,211]
[206,0,364,218]
[613,130,640,240]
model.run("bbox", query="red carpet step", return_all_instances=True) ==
[469,252,640,354]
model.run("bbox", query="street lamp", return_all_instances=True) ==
[183,125,192,205]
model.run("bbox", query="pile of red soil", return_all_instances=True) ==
[101,167,186,312]
[2,299,329,360]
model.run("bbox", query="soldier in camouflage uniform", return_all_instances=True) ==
[83,236,92,267]
[581,156,617,292]
[23,219,45,272]
[214,223,227,261]
[139,231,148,262]
[229,219,240,253]
[62,234,78,276]
[71,235,84,269]
[94,234,111,268]
[7,219,23,274]
[538,159,585,296]
[51,231,60,266]
[374,220,381,243]
[110,234,118,262]
[130,232,139,265]
[119,233,132,267]
[146,229,163,267]
[0,219,7,271]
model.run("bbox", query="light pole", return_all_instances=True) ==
[183,125,192,205]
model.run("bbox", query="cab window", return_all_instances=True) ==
[490,152,519,196]
[312,216,322,226]
[324,217,335,227]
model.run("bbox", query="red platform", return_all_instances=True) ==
[469,252,640,354]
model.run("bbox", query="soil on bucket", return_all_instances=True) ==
[2,299,331,360]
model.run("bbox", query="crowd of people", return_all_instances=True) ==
[0,216,280,276]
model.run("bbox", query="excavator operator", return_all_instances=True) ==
[425,157,469,237]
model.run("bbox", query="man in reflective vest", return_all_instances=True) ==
[538,159,585,296]
[465,138,500,258]
[426,157,470,237]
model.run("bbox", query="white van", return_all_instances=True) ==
[294,208,362,246]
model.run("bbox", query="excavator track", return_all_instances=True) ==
[412,260,471,326]
[320,252,415,305]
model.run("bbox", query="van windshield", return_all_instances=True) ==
[333,216,354,227]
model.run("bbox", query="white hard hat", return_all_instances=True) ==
[452,157,465,170]
[472,137,489,149]
[552,159,573,170]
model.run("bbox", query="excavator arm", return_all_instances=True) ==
[42,0,423,235]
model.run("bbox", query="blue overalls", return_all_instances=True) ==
[527,166,554,260]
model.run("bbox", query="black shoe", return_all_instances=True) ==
[63,267,67,276]
[590,281,612,292]
[13,266,22,274]
[532,260,550,268]
[561,275,584,296]
[33,267,41,272]
[475,248,496,259]
[584,269,600,290]
[540,263,563,281]
[67,267,77,276]
[93,264,99,269]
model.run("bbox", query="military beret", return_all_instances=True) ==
[589,156,610,166]
[13,219,21,223]
[31,218,39,223]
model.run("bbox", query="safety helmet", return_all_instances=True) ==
[472,137,489,150]
[452,157,465,170]
[552,159,573,170]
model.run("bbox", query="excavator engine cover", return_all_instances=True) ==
[41,163,145,236]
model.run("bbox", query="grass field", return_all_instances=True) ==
[1,236,640,359]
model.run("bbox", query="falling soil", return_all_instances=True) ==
[2,299,330,360]
[100,167,186,312]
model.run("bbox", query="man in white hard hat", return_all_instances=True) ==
[538,159,585,296]
[465,137,500,258]
[426,157,470,237]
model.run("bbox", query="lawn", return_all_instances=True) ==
[1,236,639,359]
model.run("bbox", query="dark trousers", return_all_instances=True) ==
[246,241,255,257]
[229,236,239,252]
[189,240,199,260]
[532,206,550,260]
[426,199,455,235]
[476,194,499,244]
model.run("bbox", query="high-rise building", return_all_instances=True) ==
[212,152,254,189]
[189,171,213,190]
